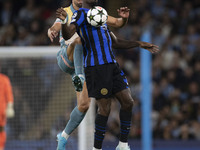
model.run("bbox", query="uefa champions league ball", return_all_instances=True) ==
[87,6,108,27]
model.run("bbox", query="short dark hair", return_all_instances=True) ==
[61,0,72,7]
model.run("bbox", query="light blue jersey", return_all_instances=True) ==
[56,4,84,78]
[55,4,76,47]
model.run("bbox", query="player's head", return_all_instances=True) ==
[84,0,98,6]
[72,0,83,8]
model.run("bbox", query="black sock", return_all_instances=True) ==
[119,109,132,142]
[94,114,108,149]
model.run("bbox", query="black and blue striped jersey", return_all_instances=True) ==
[70,8,116,67]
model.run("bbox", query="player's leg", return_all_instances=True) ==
[56,83,90,150]
[57,37,83,77]
[66,37,81,63]
[57,44,88,150]
[84,64,114,150]
[114,89,133,150]
[0,131,6,150]
[72,39,85,92]
[57,82,90,150]
[93,98,111,150]
[76,82,90,113]
[66,37,85,91]
[113,65,133,150]
[62,82,90,137]
[57,44,75,77]
[56,45,75,150]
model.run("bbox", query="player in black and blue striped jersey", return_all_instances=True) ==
[58,1,133,148]
[56,0,159,150]
[53,1,130,150]
[61,7,130,68]
[57,1,135,150]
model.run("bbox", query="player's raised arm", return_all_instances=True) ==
[56,8,77,40]
[47,20,61,42]
[110,32,159,53]
[107,7,130,28]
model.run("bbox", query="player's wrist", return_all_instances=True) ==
[119,17,128,28]
[61,14,68,24]
[122,17,128,22]
[6,102,15,118]
[61,18,67,24]
[136,41,141,47]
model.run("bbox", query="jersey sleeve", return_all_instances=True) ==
[55,16,69,24]
[55,18,62,23]
[70,10,85,30]
[4,76,14,103]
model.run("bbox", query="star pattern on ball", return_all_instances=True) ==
[89,14,95,22]
[97,10,104,26]
[87,6,108,27]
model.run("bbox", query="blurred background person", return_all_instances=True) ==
[0,64,15,150]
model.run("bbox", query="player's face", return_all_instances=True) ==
[73,0,83,8]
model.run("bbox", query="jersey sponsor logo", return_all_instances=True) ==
[72,12,77,19]
[71,18,76,23]
[100,88,108,95]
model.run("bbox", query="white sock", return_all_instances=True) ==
[118,141,128,148]
[92,148,102,150]
[61,131,70,140]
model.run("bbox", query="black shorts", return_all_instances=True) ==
[85,63,129,99]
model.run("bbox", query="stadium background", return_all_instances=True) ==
[0,0,200,150]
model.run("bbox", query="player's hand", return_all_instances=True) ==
[117,7,130,19]
[56,7,67,21]
[47,28,58,42]
[6,102,15,118]
[138,41,159,53]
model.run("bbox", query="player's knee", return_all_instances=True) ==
[121,98,134,111]
[97,103,111,116]
[74,37,81,44]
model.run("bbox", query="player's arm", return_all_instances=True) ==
[56,8,80,40]
[110,32,159,53]
[107,7,130,28]
[47,19,61,42]
[4,76,14,118]
[61,24,76,40]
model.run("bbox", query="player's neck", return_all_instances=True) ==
[72,4,80,10]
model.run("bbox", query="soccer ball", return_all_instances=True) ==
[87,6,108,27]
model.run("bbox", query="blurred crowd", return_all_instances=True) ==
[0,0,200,141]
[108,0,200,141]
[0,0,59,46]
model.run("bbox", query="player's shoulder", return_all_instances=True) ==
[63,6,70,10]
[79,8,89,13]
[74,8,89,14]
[73,8,88,18]
[72,9,85,18]
[0,73,9,81]
[63,6,71,13]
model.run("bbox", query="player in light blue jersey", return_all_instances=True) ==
[48,0,85,92]
[48,1,90,150]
